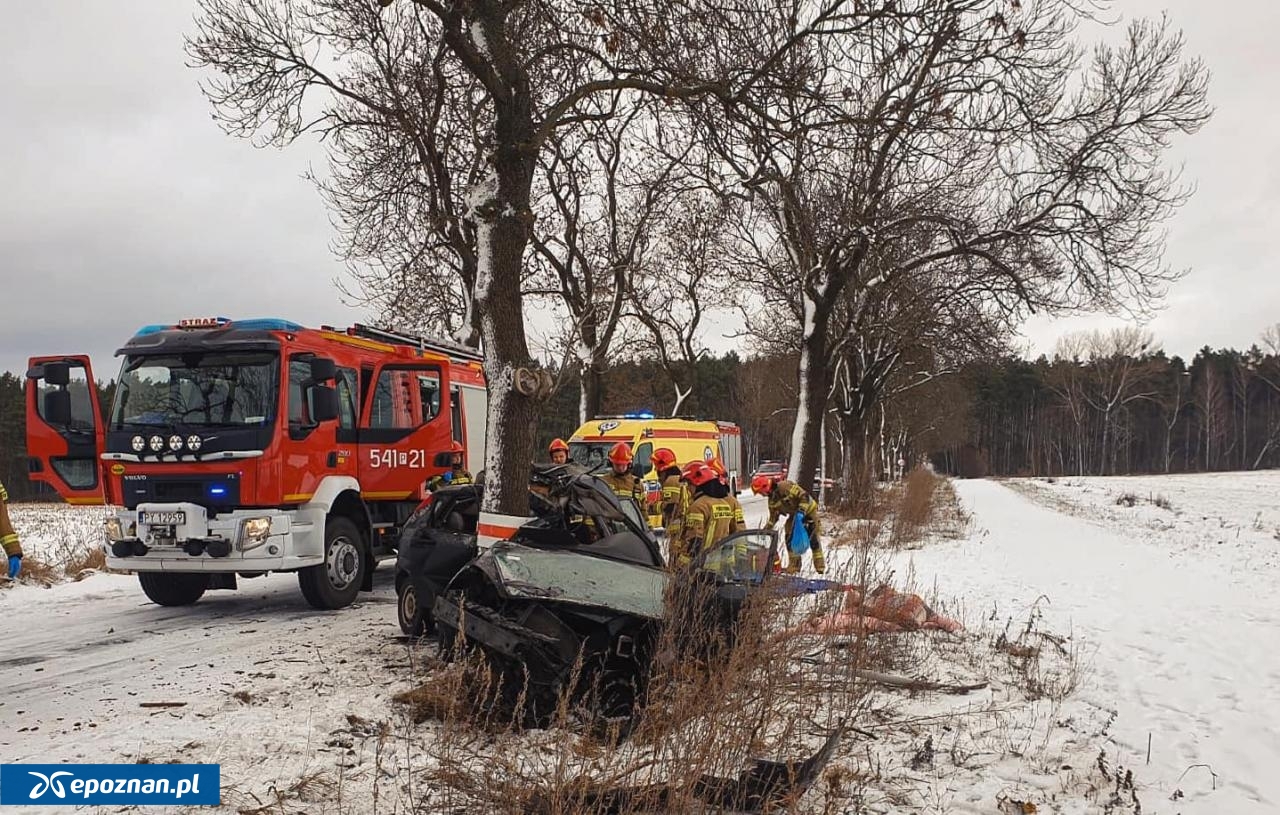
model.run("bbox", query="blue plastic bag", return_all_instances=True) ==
[789,511,811,555]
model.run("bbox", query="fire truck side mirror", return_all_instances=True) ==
[43,361,72,386]
[433,451,453,467]
[44,390,73,426]
[310,385,340,423]
[309,357,336,383]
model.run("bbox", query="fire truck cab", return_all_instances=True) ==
[25,318,487,610]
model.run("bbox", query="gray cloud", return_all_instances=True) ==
[0,1,364,380]
[1,0,1274,386]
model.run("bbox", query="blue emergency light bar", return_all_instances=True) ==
[131,317,302,338]
[624,412,656,419]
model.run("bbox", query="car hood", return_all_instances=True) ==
[482,542,668,620]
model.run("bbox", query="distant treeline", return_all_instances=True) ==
[941,345,1280,478]
[3,342,1277,501]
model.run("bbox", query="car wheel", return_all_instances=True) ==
[138,572,208,606]
[397,578,432,637]
[298,516,366,610]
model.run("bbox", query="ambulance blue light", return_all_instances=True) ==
[231,318,303,331]
[625,412,655,419]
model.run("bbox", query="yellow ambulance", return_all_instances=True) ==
[567,413,744,529]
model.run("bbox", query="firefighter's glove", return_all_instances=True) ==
[7,554,21,579]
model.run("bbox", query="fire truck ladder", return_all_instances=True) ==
[345,323,485,364]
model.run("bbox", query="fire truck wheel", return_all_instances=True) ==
[299,516,366,610]
[137,572,208,606]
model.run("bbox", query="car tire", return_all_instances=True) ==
[138,572,208,606]
[299,516,366,610]
[397,578,432,637]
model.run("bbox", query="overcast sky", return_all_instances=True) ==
[2,1,1277,380]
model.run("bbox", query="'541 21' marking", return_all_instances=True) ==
[368,449,429,469]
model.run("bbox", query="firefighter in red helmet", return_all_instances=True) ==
[548,438,570,465]
[677,463,745,568]
[427,441,474,491]
[599,441,644,507]
[751,474,823,574]
[651,448,684,535]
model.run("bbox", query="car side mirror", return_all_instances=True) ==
[309,357,336,383]
[310,385,339,422]
[44,390,72,426]
[43,361,72,387]
[631,461,647,478]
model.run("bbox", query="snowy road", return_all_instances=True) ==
[899,479,1280,814]
[0,496,773,774]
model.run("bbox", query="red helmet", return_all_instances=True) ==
[686,464,719,488]
[449,441,464,454]
[608,442,633,466]
[549,438,569,454]
[751,475,774,495]
[681,460,705,482]
[651,448,677,471]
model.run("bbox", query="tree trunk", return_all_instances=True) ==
[473,78,541,517]
[787,303,830,492]
[579,360,603,424]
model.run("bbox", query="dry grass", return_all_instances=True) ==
[886,467,968,548]
[393,526,892,814]
[4,502,115,586]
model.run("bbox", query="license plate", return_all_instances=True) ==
[141,511,186,526]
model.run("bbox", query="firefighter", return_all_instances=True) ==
[0,480,22,580]
[548,438,570,466]
[428,441,473,491]
[651,448,683,534]
[677,464,746,568]
[752,475,824,574]
[708,455,729,488]
[599,441,644,507]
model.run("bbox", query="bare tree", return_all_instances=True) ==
[680,4,1210,489]
[626,191,734,416]
[1082,327,1159,475]
[1046,334,1092,475]
[526,95,675,422]
[187,0,829,512]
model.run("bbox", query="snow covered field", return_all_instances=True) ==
[893,474,1280,814]
[2,476,1277,812]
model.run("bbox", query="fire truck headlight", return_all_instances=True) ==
[241,517,272,547]
[168,435,183,452]
[149,435,165,452]
[186,435,203,452]
[104,518,124,542]
[131,435,146,452]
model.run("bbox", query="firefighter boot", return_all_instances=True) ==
[812,545,826,575]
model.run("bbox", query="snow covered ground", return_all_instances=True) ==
[891,474,1280,814]
[2,478,1276,812]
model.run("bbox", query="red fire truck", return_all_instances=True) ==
[25,318,487,610]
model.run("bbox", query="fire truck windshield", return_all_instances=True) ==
[110,352,281,429]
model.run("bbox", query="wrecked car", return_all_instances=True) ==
[395,464,780,729]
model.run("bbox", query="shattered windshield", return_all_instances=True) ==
[110,352,280,429]
[568,441,616,469]
[492,546,667,619]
